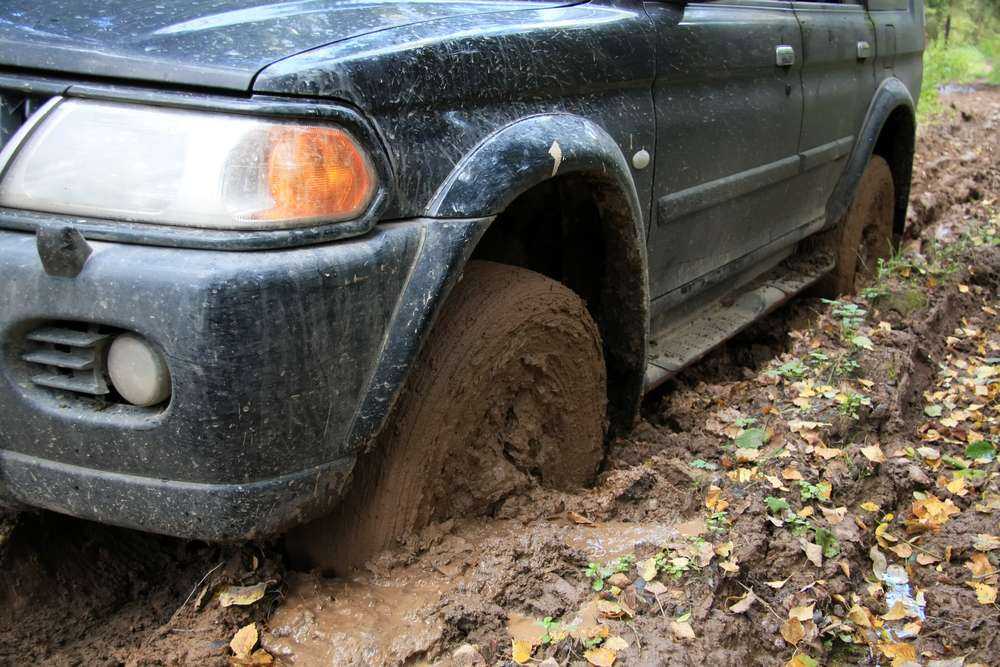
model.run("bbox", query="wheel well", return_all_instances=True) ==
[469,173,646,434]
[872,105,916,240]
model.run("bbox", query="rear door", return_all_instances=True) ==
[643,0,807,307]
[792,0,877,222]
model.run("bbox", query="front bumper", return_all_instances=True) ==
[0,217,487,539]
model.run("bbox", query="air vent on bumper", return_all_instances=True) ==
[22,324,113,397]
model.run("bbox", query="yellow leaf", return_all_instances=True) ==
[765,474,788,490]
[671,620,696,640]
[902,620,922,636]
[889,543,913,559]
[789,603,814,621]
[782,467,804,481]
[735,447,759,462]
[974,534,1000,551]
[820,506,847,525]
[860,501,880,512]
[584,647,616,667]
[798,506,815,518]
[879,642,917,663]
[780,618,804,645]
[881,601,909,621]
[512,639,534,665]
[860,445,886,463]
[916,552,940,565]
[715,541,734,557]
[729,591,757,614]
[218,583,267,608]
[967,581,998,605]
[966,552,993,577]
[230,623,259,659]
[597,600,625,619]
[765,577,789,589]
[905,495,961,532]
[640,557,658,582]
[604,636,629,652]
[231,650,274,666]
[946,476,968,496]
[719,558,740,573]
[706,485,729,512]
[847,605,873,628]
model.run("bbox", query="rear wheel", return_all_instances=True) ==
[818,155,896,296]
[287,260,608,572]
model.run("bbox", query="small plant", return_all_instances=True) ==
[837,391,871,420]
[770,359,809,380]
[706,511,730,533]
[822,299,867,338]
[585,555,636,591]
[798,480,823,502]
[734,416,758,429]
[765,496,790,513]
[663,555,692,579]
[786,514,813,536]
[538,616,565,645]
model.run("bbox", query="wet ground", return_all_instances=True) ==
[1,86,998,667]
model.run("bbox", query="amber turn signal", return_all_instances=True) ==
[256,125,376,223]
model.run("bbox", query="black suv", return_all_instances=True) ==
[0,0,923,568]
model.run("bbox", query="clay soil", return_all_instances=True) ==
[1,86,998,667]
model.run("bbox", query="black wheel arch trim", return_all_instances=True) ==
[827,77,916,238]
[423,113,650,432]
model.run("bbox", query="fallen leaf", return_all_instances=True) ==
[789,603,814,622]
[584,647,616,667]
[568,511,595,526]
[879,642,917,663]
[765,474,788,490]
[870,546,888,579]
[974,534,1000,551]
[231,650,274,666]
[967,581,997,605]
[715,541,734,558]
[735,447,760,463]
[782,467,804,481]
[966,552,993,577]
[670,620,696,640]
[785,656,818,667]
[889,542,913,559]
[729,591,757,614]
[719,558,740,573]
[847,605,873,628]
[597,600,626,619]
[705,485,729,512]
[219,583,267,608]
[916,552,940,565]
[604,636,628,652]
[640,557,658,582]
[780,618,805,645]
[230,623,258,659]
[905,495,961,532]
[861,444,886,463]
[512,639,533,665]
[881,600,910,621]
[800,538,823,567]
[645,581,668,596]
[860,501,880,512]
[765,577,789,589]
[820,506,847,525]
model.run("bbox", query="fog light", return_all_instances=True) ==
[107,333,171,407]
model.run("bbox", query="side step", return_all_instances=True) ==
[643,254,835,393]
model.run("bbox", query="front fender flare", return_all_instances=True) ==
[827,77,916,233]
[426,114,650,431]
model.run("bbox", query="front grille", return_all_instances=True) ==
[22,323,114,397]
[0,91,49,150]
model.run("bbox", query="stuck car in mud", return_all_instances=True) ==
[0,0,923,570]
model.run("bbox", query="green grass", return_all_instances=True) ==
[918,40,994,120]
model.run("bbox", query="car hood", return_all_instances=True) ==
[0,0,571,91]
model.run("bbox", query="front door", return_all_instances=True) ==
[643,0,806,309]
[791,0,877,223]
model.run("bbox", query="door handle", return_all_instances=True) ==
[775,45,795,67]
[857,40,872,60]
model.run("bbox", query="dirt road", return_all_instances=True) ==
[1,86,998,667]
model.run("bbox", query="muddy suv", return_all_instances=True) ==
[0,0,922,568]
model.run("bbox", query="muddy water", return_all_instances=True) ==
[265,572,452,665]
[562,520,704,561]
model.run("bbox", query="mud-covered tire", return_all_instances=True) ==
[817,155,896,296]
[287,260,608,572]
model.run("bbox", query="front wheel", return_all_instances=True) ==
[818,154,896,296]
[287,260,608,573]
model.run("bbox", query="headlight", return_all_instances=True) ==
[0,99,377,230]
